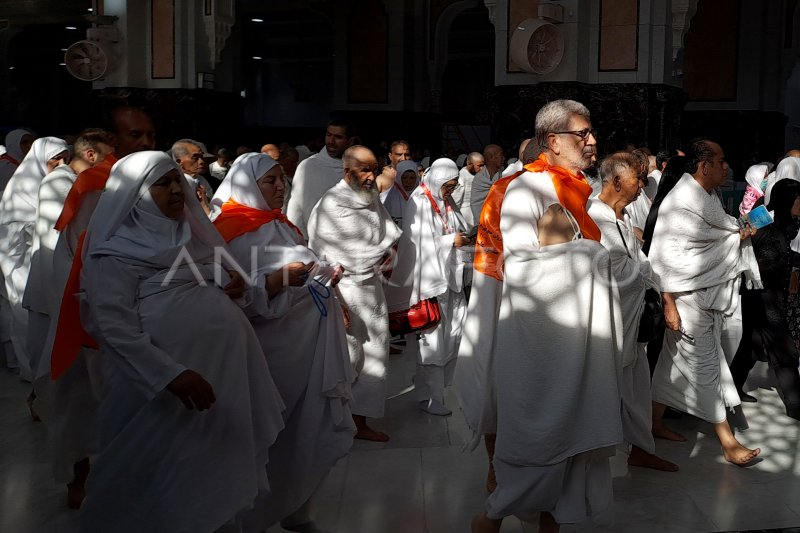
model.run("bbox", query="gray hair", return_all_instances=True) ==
[535,99,591,150]
[599,152,640,184]
[171,138,202,159]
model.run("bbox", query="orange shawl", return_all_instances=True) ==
[50,231,97,380]
[213,199,303,243]
[529,153,601,242]
[473,170,526,280]
[55,154,118,231]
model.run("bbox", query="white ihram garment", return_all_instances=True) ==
[308,179,401,418]
[649,173,761,424]
[588,199,656,454]
[286,148,345,238]
[485,171,623,524]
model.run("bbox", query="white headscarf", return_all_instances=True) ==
[744,164,769,190]
[764,157,800,206]
[211,153,279,217]
[422,157,460,210]
[387,158,468,309]
[0,136,68,221]
[456,154,467,168]
[382,160,420,223]
[86,151,227,269]
[4,128,32,162]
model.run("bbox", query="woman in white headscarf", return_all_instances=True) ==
[0,136,68,381]
[380,159,420,226]
[739,163,771,216]
[211,153,354,533]
[394,157,471,415]
[0,128,35,192]
[76,151,285,533]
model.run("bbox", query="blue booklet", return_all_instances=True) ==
[741,205,773,229]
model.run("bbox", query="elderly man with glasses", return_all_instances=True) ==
[468,100,624,533]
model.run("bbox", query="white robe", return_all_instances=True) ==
[0,137,68,379]
[485,171,623,524]
[285,148,345,238]
[23,164,77,377]
[648,173,757,424]
[227,222,355,530]
[77,150,286,532]
[308,180,401,418]
[79,261,285,533]
[452,167,476,227]
[588,199,656,454]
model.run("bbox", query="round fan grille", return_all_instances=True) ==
[64,40,109,81]
[510,19,564,75]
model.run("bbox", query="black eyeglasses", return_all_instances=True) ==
[551,129,598,142]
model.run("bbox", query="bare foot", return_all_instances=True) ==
[539,511,560,533]
[652,423,687,442]
[627,446,679,472]
[353,415,389,442]
[470,513,501,533]
[66,458,90,509]
[723,444,761,467]
[26,390,41,422]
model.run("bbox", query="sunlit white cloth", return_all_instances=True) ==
[649,172,752,424]
[215,151,355,528]
[588,198,656,454]
[452,166,476,226]
[78,151,285,532]
[484,171,623,523]
[0,129,31,193]
[308,178,401,418]
[0,136,68,379]
[286,148,345,238]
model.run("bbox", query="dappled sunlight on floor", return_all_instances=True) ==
[3,352,800,532]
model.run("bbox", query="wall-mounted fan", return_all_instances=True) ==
[64,39,110,81]
[509,18,565,75]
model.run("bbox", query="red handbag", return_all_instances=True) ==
[388,297,442,336]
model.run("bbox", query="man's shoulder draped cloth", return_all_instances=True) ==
[529,153,601,242]
[55,154,118,231]
[473,170,526,280]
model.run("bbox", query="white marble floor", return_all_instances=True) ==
[3,346,800,533]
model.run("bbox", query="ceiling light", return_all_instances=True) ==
[251,18,263,22]
[66,26,77,30]
[88,8,93,12]
[252,56,262,60]
[9,66,15,70]
[59,62,66,66]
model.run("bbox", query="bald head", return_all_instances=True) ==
[261,144,280,159]
[343,145,379,201]
[466,152,485,175]
[518,138,532,160]
[786,149,800,159]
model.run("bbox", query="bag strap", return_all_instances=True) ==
[615,220,633,259]
[421,182,451,233]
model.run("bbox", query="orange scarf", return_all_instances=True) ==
[529,153,601,242]
[213,199,303,243]
[50,231,98,380]
[473,170,526,280]
[55,154,118,231]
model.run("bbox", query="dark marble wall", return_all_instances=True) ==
[487,82,687,157]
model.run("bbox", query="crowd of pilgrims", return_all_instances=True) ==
[1,98,800,533]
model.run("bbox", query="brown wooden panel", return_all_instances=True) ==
[683,0,738,101]
[152,0,175,79]
[599,0,638,71]
[348,0,388,103]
